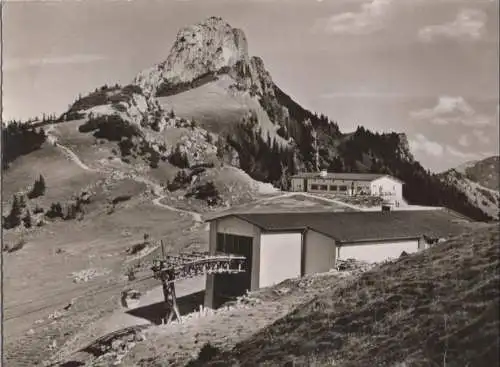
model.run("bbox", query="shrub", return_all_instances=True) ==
[206,132,213,144]
[186,343,221,366]
[79,115,140,141]
[3,195,23,229]
[27,174,46,199]
[168,145,190,168]
[111,195,132,205]
[5,238,26,253]
[22,210,33,228]
[185,181,221,206]
[118,138,135,157]
[2,121,47,169]
[166,170,191,191]
[46,202,64,219]
[191,162,215,170]
[122,84,143,96]
[149,150,160,169]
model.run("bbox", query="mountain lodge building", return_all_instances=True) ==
[290,171,404,204]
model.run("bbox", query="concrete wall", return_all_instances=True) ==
[259,232,302,288]
[337,239,419,263]
[304,230,336,275]
[370,176,403,202]
[204,217,261,309]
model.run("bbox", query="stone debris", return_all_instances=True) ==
[48,310,64,320]
[274,287,291,296]
[334,259,374,275]
[71,268,112,283]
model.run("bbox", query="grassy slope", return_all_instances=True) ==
[157,76,286,146]
[198,224,499,367]
[2,143,104,211]
[3,198,206,366]
[2,118,280,366]
[118,267,357,367]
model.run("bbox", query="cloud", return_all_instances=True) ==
[472,129,490,144]
[319,91,411,99]
[458,134,469,147]
[418,8,487,42]
[410,96,493,126]
[445,145,493,160]
[312,0,394,35]
[409,134,444,157]
[4,54,107,71]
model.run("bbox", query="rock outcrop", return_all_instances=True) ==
[134,16,250,96]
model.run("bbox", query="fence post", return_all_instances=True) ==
[161,240,166,260]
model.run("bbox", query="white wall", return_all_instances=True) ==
[259,232,302,288]
[216,216,257,237]
[371,176,403,201]
[304,230,336,275]
[337,239,419,263]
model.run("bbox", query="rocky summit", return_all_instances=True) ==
[135,16,250,96]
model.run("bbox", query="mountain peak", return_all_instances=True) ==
[134,17,249,96]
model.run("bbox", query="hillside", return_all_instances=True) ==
[456,156,499,191]
[186,224,499,367]
[439,156,499,220]
[439,169,499,220]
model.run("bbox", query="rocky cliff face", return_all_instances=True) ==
[439,168,499,219]
[135,16,250,97]
[439,156,499,219]
[460,156,499,191]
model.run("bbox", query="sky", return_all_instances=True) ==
[2,0,499,172]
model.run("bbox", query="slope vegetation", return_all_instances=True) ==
[195,224,499,367]
[440,169,499,220]
[457,156,499,191]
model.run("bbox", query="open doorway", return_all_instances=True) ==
[213,233,253,308]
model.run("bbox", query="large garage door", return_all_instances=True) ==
[260,232,302,288]
[213,233,253,308]
[338,240,419,263]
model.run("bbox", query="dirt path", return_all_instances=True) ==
[152,196,203,223]
[46,126,98,172]
[45,124,204,225]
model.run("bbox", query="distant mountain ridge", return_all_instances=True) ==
[459,156,499,191]
[4,16,492,221]
[439,156,499,219]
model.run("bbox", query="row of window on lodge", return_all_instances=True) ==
[309,184,366,192]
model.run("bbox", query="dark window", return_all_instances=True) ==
[319,185,328,191]
[339,185,347,191]
[214,233,253,308]
[310,184,319,190]
[329,185,338,191]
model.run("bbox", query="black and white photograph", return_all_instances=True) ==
[1,0,499,366]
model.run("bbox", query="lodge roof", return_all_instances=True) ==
[290,172,403,183]
[208,209,474,243]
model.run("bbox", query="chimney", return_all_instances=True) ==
[319,170,328,178]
